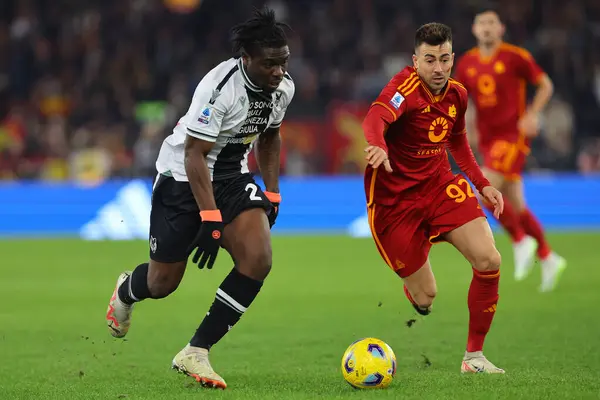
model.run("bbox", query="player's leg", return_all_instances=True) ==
[107,261,187,338]
[402,260,437,315]
[482,166,536,279]
[172,176,273,388]
[367,202,435,314]
[504,178,566,291]
[188,207,270,347]
[481,167,526,242]
[443,217,504,374]
[106,175,199,338]
[430,177,503,373]
[172,208,270,388]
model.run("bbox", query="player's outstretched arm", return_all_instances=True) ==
[256,127,282,226]
[362,105,395,173]
[447,133,489,192]
[447,133,503,217]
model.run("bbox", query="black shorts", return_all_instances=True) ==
[148,173,273,263]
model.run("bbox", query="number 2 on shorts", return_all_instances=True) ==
[446,178,475,203]
[245,183,262,201]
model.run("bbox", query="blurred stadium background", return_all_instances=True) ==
[1,1,600,398]
[0,0,599,237]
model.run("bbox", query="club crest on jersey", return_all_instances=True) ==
[448,105,457,118]
[198,105,211,125]
[390,92,405,109]
[494,61,505,74]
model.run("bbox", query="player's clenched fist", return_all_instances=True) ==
[365,145,393,172]
[481,186,504,218]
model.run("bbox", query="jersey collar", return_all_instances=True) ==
[476,41,503,64]
[237,58,263,92]
[410,67,450,103]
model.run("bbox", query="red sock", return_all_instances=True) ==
[467,269,500,352]
[519,208,551,259]
[484,199,525,243]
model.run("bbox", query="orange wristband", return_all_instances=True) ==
[264,191,281,203]
[199,209,222,222]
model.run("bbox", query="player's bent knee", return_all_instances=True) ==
[403,262,437,309]
[253,246,273,279]
[147,260,186,299]
[424,285,437,301]
[412,290,436,309]
[237,245,272,281]
[473,249,502,272]
[149,281,180,299]
[147,275,182,299]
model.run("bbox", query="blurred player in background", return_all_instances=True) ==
[454,7,566,292]
[105,8,294,388]
[363,23,505,374]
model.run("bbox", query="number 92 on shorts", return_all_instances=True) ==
[367,174,486,278]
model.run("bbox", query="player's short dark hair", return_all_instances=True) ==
[231,7,290,57]
[414,23,453,50]
[473,3,504,22]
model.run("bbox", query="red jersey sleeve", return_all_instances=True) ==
[513,47,545,85]
[363,68,416,152]
[446,83,490,192]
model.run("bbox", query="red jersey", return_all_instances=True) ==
[363,66,489,206]
[454,42,545,148]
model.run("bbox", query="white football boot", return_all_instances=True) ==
[172,345,227,389]
[539,253,567,292]
[461,351,505,374]
[513,236,537,281]
[106,272,134,338]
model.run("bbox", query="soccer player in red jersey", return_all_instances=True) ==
[363,23,506,374]
[454,7,566,292]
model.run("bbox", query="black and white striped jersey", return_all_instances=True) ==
[156,57,295,181]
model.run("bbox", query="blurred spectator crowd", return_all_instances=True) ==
[0,0,599,181]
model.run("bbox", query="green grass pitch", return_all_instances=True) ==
[1,233,599,399]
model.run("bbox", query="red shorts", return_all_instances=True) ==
[480,137,530,181]
[368,174,485,278]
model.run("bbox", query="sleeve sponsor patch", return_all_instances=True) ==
[197,105,211,124]
[390,92,405,109]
